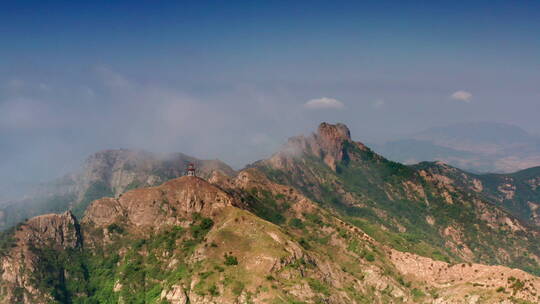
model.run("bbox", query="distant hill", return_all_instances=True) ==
[416,122,535,147]
[413,162,540,227]
[372,122,540,173]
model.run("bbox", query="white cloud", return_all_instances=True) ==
[450,90,473,102]
[372,99,385,109]
[304,97,344,109]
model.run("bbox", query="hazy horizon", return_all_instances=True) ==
[1,1,540,190]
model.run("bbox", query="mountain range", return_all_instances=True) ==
[372,122,540,173]
[1,123,540,303]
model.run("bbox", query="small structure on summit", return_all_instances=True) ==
[186,163,196,177]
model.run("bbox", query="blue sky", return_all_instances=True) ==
[1,1,540,188]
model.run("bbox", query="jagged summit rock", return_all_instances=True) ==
[317,122,351,143]
[314,122,352,170]
[262,122,370,171]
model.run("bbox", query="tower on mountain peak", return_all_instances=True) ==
[186,163,196,177]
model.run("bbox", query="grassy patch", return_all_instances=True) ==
[224,254,239,266]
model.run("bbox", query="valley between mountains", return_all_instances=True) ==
[2,123,540,304]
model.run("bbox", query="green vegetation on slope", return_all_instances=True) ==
[244,188,291,225]
[25,214,213,304]
[258,142,540,275]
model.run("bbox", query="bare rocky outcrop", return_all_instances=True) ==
[83,176,233,233]
[263,122,371,172]
[16,211,81,250]
[0,211,81,304]
[528,201,540,226]
[314,123,352,170]
[160,284,189,304]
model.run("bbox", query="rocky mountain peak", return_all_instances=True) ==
[313,122,352,170]
[261,122,358,171]
[316,122,351,143]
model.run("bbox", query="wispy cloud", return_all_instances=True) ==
[304,97,344,109]
[95,65,131,88]
[0,97,56,129]
[450,90,473,102]
[372,99,385,109]
[38,83,52,91]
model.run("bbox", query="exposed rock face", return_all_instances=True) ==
[315,123,352,170]
[83,176,233,233]
[16,211,81,249]
[160,284,188,304]
[0,211,81,304]
[264,122,363,171]
[529,201,540,225]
